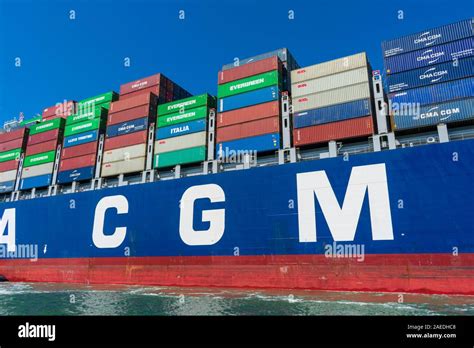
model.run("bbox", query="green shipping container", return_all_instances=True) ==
[20,115,42,127]
[157,106,208,127]
[29,118,65,136]
[218,70,280,98]
[64,117,105,137]
[158,94,215,116]
[77,91,118,110]
[24,150,56,167]
[154,146,206,168]
[0,148,21,163]
[66,106,107,126]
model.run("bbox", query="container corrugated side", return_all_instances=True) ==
[218,86,280,112]
[392,97,474,130]
[217,101,280,128]
[154,146,206,168]
[25,140,57,156]
[382,18,474,57]
[384,37,474,74]
[158,106,208,127]
[24,150,56,167]
[156,119,206,140]
[106,117,149,138]
[28,129,61,146]
[292,82,371,113]
[218,71,280,98]
[216,116,280,143]
[64,118,105,137]
[29,118,65,136]
[0,160,19,172]
[293,99,371,129]
[42,101,76,118]
[63,130,99,148]
[103,144,147,164]
[119,86,162,101]
[217,133,280,157]
[104,131,148,151]
[291,67,369,98]
[77,91,119,110]
[119,73,163,95]
[0,180,15,193]
[293,116,374,146]
[109,93,157,114]
[101,157,145,176]
[20,173,52,190]
[61,141,97,159]
[0,128,27,143]
[107,105,152,126]
[0,138,25,153]
[0,169,18,182]
[291,53,367,84]
[66,106,107,126]
[221,48,293,70]
[57,166,95,184]
[0,148,21,163]
[389,77,474,107]
[158,94,214,116]
[218,56,281,85]
[386,57,474,93]
[155,132,206,154]
[59,153,96,171]
[22,162,54,178]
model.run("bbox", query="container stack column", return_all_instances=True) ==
[0,128,28,200]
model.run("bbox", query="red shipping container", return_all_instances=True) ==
[109,93,157,114]
[0,159,19,172]
[293,116,374,146]
[59,153,96,172]
[119,86,161,100]
[61,141,97,160]
[25,140,57,156]
[108,105,153,126]
[0,128,27,143]
[217,101,280,128]
[104,130,148,151]
[28,129,61,146]
[218,56,282,85]
[119,73,163,95]
[0,137,25,153]
[42,100,76,118]
[216,116,280,143]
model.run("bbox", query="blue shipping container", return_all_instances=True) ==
[219,86,279,112]
[64,130,99,148]
[156,119,206,140]
[387,57,474,92]
[20,174,52,190]
[217,133,280,158]
[384,37,474,74]
[393,98,474,130]
[57,166,95,184]
[106,117,149,138]
[382,18,474,57]
[293,99,371,129]
[389,77,474,107]
[0,180,15,193]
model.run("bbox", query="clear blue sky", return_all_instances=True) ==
[0,0,471,123]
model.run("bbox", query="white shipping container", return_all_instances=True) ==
[291,52,367,84]
[154,131,206,154]
[0,169,18,182]
[102,144,146,164]
[292,82,371,113]
[291,67,369,98]
[21,162,54,179]
[101,157,145,177]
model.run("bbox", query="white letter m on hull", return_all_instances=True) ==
[297,163,393,242]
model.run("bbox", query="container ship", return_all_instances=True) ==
[0,19,473,294]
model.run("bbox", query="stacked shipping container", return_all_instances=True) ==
[216,56,285,158]
[383,18,474,130]
[102,74,191,177]
[20,118,65,190]
[291,52,374,146]
[155,94,215,168]
[0,128,28,193]
[57,92,118,184]
[42,100,76,121]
